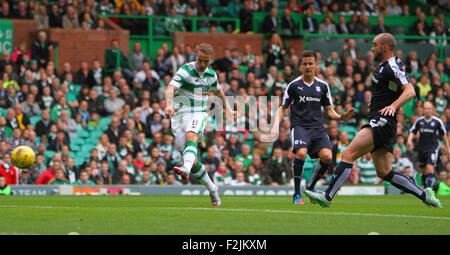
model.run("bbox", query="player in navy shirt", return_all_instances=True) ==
[305,33,442,208]
[274,50,355,205]
[407,101,450,188]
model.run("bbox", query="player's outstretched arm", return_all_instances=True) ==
[379,83,416,117]
[213,89,237,119]
[165,84,176,119]
[324,105,355,121]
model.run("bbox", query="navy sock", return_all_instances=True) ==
[423,173,435,188]
[384,171,425,200]
[307,162,331,190]
[293,158,305,195]
[325,161,353,201]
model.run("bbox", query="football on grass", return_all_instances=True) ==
[11,145,36,169]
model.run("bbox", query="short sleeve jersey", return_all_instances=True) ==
[369,56,411,119]
[281,76,333,128]
[169,62,220,114]
[409,116,446,152]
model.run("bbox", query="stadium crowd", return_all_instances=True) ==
[0,0,449,195]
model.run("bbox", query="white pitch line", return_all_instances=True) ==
[1,205,449,221]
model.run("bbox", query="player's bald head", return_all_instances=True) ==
[423,101,434,109]
[375,33,396,51]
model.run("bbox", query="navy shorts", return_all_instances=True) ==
[291,126,332,158]
[417,150,439,168]
[362,114,397,153]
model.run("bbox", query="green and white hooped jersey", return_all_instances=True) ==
[356,158,377,184]
[170,62,219,114]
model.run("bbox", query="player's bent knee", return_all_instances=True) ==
[295,149,307,160]
[320,155,333,165]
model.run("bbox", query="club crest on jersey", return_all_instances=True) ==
[431,122,435,127]
[315,86,321,92]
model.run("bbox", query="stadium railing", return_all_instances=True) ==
[98,14,241,59]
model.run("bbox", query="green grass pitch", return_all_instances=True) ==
[0,195,449,235]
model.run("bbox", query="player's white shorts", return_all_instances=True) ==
[171,111,208,151]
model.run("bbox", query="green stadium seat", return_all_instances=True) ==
[75,157,86,167]
[29,115,42,128]
[68,151,77,159]
[198,27,210,33]
[44,150,55,160]
[70,144,81,152]
[71,137,84,145]
[0,108,7,117]
[76,129,90,138]
[205,0,220,6]
[76,150,91,159]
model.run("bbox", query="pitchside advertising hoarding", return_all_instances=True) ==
[11,185,388,196]
[0,20,13,53]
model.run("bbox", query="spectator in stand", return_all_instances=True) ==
[49,167,70,184]
[74,170,96,185]
[34,5,49,29]
[30,31,57,68]
[371,16,390,34]
[354,15,371,35]
[281,8,297,36]
[230,171,248,186]
[263,147,291,186]
[0,175,12,195]
[262,7,279,34]
[35,109,54,138]
[0,153,17,185]
[239,1,254,33]
[302,8,318,33]
[386,0,403,16]
[129,42,150,72]
[318,16,337,40]
[48,4,63,28]
[336,15,350,34]
[0,2,10,18]
[35,159,61,185]
[62,6,80,29]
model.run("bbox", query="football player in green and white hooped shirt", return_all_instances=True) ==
[164,43,237,207]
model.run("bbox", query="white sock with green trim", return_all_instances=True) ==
[182,141,197,172]
[192,162,216,192]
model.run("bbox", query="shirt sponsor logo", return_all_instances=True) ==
[298,96,320,103]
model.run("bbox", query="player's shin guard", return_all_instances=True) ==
[384,170,426,200]
[307,162,331,190]
[293,158,305,195]
[192,161,215,192]
[324,161,353,201]
[182,141,198,171]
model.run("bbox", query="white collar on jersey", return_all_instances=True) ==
[301,76,315,87]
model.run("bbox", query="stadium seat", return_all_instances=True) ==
[70,144,81,152]
[0,108,7,117]
[29,115,42,128]
[205,0,220,6]
[76,129,90,138]
[70,137,84,145]
[44,150,55,160]
[75,157,86,167]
